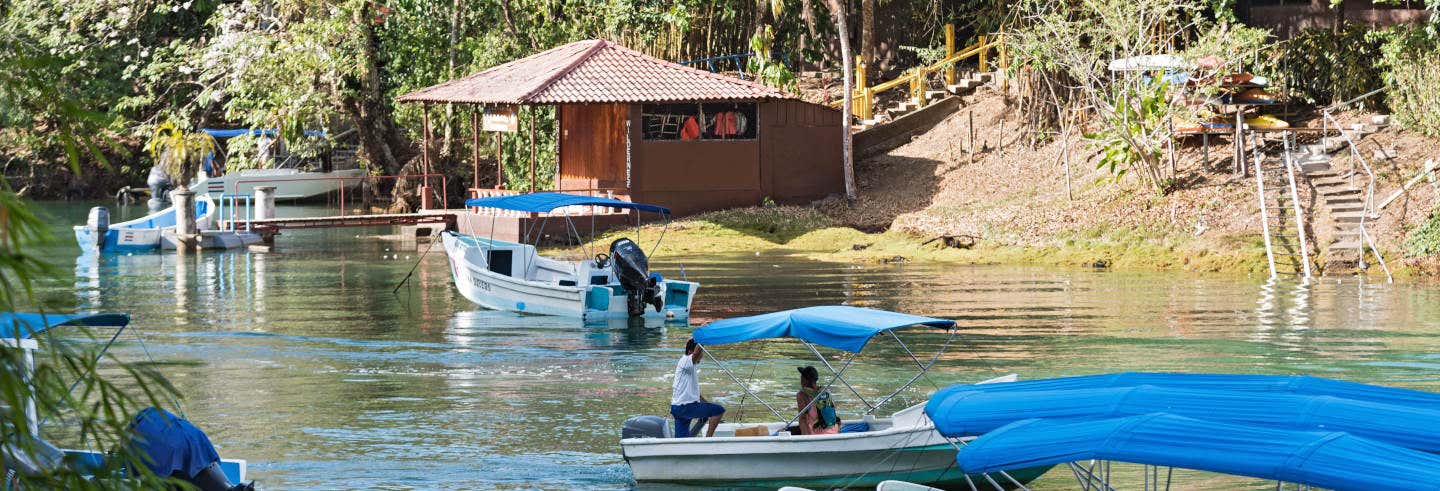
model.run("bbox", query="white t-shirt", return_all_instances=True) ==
[671,354,700,406]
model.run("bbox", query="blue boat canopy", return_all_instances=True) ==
[692,306,955,353]
[955,413,1440,491]
[200,128,326,139]
[0,312,130,339]
[926,384,1440,452]
[464,192,670,215]
[926,371,1440,412]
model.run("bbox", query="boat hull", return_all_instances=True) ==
[622,426,1048,489]
[443,232,697,320]
[192,168,365,201]
[73,197,218,253]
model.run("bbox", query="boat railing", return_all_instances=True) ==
[217,194,253,232]
[231,172,448,215]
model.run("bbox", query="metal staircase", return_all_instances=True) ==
[1252,131,1313,281]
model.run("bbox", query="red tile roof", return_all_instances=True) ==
[397,40,795,105]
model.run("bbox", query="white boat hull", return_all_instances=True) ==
[443,232,697,320]
[192,168,366,201]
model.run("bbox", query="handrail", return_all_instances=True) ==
[232,172,449,218]
[829,25,1007,122]
[1281,133,1313,281]
[1320,109,1393,283]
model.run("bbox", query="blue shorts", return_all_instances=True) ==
[670,402,725,437]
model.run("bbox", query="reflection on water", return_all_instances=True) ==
[29,202,1440,489]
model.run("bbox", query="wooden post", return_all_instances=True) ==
[422,104,432,189]
[978,35,988,73]
[911,69,924,108]
[495,108,505,190]
[471,107,480,192]
[529,106,537,192]
[855,55,870,121]
[944,24,956,87]
[968,110,975,165]
[555,104,563,190]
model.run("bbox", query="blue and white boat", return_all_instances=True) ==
[925,372,1440,491]
[618,306,1051,489]
[443,192,697,320]
[73,195,216,252]
[0,312,248,485]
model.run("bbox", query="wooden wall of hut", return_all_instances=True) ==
[627,105,764,216]
[558,103,628,192]
[759,100,843,205]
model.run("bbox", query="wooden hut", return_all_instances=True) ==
[398,40,844,227]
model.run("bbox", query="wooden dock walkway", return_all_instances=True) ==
[221,210,460,234]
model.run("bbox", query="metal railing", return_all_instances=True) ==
[217,194,253,232]
[1320,96,1393,283]
[831,25,1007,121]
[231,173,449,217]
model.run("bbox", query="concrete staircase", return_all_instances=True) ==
[1286,131,1384,276]
[859,72,992,130]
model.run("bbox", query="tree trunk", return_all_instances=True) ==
[861,0,875,83]
[341,1,410,176]
[826,0,856,200]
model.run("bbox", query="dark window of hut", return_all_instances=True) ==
[641,103,758,141]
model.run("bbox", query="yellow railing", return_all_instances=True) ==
[832,24,1007,122]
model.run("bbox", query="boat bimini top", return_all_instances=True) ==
[955,413,1440,491]
[465,192,671,215]
[925,373,1440,491]
[1,312,130,339]
[691,306,957,426]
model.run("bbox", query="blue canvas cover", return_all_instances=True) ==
[955,413,1440,491]
[0,312,130,339]
[128,407,221,479]
[927,384,1440,452]
[464,192,670,215]
[692,306,955,352]
[201,128,325,139]
[926,372,1440,412]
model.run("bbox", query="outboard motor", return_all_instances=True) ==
[622,415,672,439]
[146,164,172,209]
[610,238,663,317]
[129,407,254,491]
[85,206,109,249]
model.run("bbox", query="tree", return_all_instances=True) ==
[825,0,856,200]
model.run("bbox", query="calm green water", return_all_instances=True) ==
[26,201,1440,490]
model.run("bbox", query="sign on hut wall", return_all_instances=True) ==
[483,106,518,133]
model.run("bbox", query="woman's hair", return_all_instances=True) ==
[685,338,698,355]
[798,365,819,387]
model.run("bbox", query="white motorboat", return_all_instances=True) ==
[191,167,367,201]
[618,306,1050,489]
[74,195,216,252]
[443,192,697,320]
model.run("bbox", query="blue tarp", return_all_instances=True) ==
[128,407,221,479]
[926,372,1440,413]
[201,128,325,139]
[465,192,671,215]
[692,306,954,353]
[927,384,1440,452]
[955,413,1440,491]
[0,312,130,339]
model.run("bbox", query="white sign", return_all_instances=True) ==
[483,106,518,133]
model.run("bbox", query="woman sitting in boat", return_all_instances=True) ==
[796,366,840,435]
[671,338,726,437]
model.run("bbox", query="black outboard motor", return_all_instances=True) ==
[610,238,663,317]
[622,415,671,439]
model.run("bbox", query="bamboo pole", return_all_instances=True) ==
[855,55,870,121]
[422,104,432,189]
[944,24,955,87]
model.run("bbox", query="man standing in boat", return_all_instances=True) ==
[671,338,725,437]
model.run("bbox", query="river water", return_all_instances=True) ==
[28,202,1440,490]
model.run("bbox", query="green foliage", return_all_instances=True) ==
[1377,24,1440,137]
[899,45,945,65]
[1406,205,1440,257]
[144,121,216,188]
[1280,26,1386,106]
[746,25,798,93]
[1085,79,1170,186]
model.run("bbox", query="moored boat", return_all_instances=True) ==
[443,192,697,320]
[73,195,217,252]
[618,306,1051,489]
